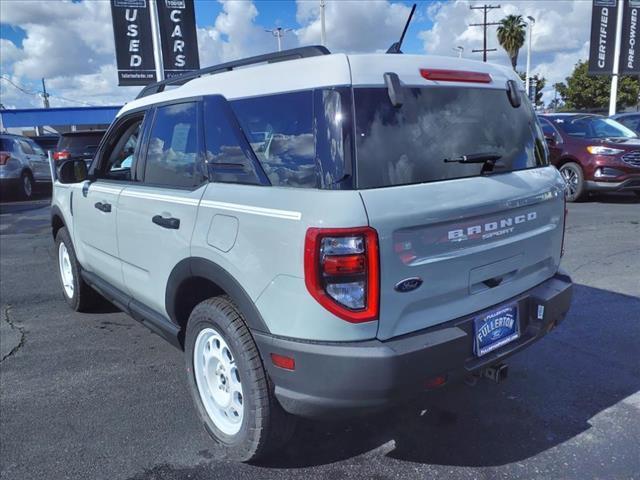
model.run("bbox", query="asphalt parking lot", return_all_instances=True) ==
[1,194,639,480]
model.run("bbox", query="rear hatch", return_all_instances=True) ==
[353,84,566,340]
[57,131,105,160]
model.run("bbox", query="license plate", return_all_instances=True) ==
[473,303,519,357]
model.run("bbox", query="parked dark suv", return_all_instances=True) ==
[53,130,106,165]
[538,114,640,201]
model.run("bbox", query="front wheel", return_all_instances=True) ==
[559,162,585,202]
[55,227,101,311]
[20,170,34,199]
[185,296,295,462]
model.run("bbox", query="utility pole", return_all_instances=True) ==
[453,46,464,58]
[41,78,50,109]
[608,1,625,116]
[320,0,326,46]
[265,27,292,52]
[469,4,500,62]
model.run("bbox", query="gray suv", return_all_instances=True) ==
[51,47,573,461]
[1,133,51,199]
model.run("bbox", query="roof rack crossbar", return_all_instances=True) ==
[136,45,331,99]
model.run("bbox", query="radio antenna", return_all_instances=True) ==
[386,3,417,54]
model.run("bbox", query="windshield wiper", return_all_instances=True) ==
[444,152,502,164]
[444,152,503,175]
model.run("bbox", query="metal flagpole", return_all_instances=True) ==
[149,0,165,82]
[320,0,327,46]
[609,0,625,116]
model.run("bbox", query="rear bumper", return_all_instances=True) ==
[255,271,573,418]
[585,175,640,192]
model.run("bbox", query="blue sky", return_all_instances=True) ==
[0,1,591,108]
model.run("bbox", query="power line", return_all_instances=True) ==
[469,4,501,62]
[1,75,96,107]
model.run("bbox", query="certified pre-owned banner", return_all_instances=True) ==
[156,0,200,79]
[589,0,620,74]
[621,0,640,74]
[110,0,157,85]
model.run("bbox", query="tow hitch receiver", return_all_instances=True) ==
[483,363,509,383]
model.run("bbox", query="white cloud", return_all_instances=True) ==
[295,0,411,52]
[419,0,591,105]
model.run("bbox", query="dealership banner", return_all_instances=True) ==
[589,0,620,74]
[156,0,200,79]
[110,0,157,86]
[620,0,640,74]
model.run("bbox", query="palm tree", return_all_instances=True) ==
[497,14,526,70]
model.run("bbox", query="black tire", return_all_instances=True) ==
[185,296,295,462]
[559,162,585,202]
[20,170,34,200]
[54,227,101,311]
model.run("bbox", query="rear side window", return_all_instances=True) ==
[144,102,203,188]
[231,91,316,188]
[0,138,15,152]
[203,96,264,185]
[354,87,548,189]
[18,140,34,154]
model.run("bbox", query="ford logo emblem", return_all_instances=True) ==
[394,277,423,293]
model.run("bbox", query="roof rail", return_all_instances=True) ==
[136,45,331,99]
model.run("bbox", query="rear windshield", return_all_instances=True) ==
[354,87,548,189]
[58,133,104,153]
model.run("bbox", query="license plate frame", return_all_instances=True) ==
[473,303,520,357]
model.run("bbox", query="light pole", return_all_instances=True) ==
[525,15,535,98]
[320,0,326,46]
[453,46,464,58]
[265,27,292,52]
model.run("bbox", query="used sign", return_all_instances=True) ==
[110,0,157,86]
[156,0,200,79]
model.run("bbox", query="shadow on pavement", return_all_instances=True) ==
[259,283,640,469]
[587,192,639,204]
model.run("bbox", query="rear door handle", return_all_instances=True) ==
[94,201,111,213]
[152,215,180,229]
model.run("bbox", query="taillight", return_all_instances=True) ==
[304,227,379,323]
[53,150,70,161]
[0,152,10,166]
[419,68,492,83]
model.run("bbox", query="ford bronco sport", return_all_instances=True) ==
[51,46,573,461]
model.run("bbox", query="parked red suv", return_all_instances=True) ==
[538,114,640,201]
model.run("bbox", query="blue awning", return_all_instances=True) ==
[0,106,122,128]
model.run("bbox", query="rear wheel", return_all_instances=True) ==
[55,227,101,311]
[20,170,34,200]
[560,162,585,202]
[185,296,295,462]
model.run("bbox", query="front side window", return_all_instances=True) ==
[100,120,143,181]
[18,140,34,155]
[354,87,548,189]
[231,91,316,188]
[144,102,203,188]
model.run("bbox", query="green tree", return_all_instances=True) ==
[518,71,546,107]
[555,60,639,111]
[497,14,526,70]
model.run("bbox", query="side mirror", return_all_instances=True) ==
[58,159,88,184]
[544,134,556,146]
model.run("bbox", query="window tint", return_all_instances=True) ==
[618,115,640,132]
[144,102,202,188]
[203,97,263,185]
[555,116,637,139]
[539,119,556,137]
[58,133,104,154]
[30,141,45,156]
[231,91,316,188]
[101,120,143,181]
[18,140,34,154]
[354,87,548,189]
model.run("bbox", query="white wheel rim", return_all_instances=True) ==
[58,242,74,298]
[194,327,244,436]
